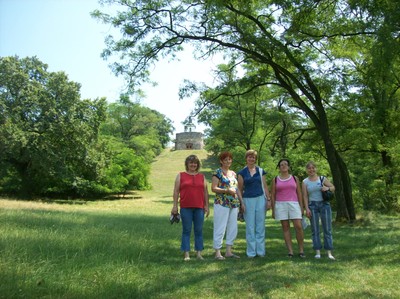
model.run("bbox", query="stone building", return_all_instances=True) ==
[175,118,204,150]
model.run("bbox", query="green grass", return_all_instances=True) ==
[1,149,399,298]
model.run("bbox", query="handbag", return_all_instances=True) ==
[320,176,334,201]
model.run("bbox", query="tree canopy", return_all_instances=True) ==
[93,0,400,218]
[0,56,174,198]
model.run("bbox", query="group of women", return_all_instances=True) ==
[171,150,336,261]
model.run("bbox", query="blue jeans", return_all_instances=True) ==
[180,208,204,252]
[243,195,266,257]
[309,201,333,250]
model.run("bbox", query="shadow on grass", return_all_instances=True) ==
[1,207,399,298]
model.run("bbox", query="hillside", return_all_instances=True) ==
[143,148,217,199]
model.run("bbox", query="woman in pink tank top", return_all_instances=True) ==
[270,159,306,258]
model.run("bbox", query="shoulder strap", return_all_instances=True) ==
[259,167,265,194]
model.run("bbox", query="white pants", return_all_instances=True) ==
[213,204,239,249]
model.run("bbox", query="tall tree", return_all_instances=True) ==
[93,0,398,220]
[100,95,174,162]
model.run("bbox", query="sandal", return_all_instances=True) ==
[225,254,240,259]
[215,256,225,260]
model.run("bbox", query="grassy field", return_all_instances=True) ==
[1,149,399,298]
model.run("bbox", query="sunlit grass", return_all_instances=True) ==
[1,149,399,298]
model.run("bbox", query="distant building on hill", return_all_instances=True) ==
[175,117,204,150]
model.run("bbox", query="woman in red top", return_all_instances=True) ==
[270,158,305,258]
[172,155,209,261]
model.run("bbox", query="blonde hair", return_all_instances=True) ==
[245,150,257,159]
[306,161,317,168]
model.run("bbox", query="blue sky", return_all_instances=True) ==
[0,0,218,133]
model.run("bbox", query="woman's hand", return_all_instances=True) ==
[240,203,246,214]
[171,205,178,214]
[306,207,312,219]
[321,185,330,192]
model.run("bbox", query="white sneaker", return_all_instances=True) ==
[314,254,321,259]
[328,254,335,260]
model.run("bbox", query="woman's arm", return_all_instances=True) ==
[237,174,245,212]
[270,178,276,218]
[295,176,304,213]
[323,177,335,192]
[204,177,210,217]
[262,175,271,210]
[171,173,180,214]
[302,181,311,218]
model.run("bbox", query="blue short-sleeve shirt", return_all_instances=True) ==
[237,166,266,198]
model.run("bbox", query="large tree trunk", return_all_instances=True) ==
[322,131,356,222]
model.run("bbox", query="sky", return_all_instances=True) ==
[0,0,221,134]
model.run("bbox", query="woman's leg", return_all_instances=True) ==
[321,203,334,258]
[180,208,193,260]
[225,207,239,256]
[292,219,304,254]
[213,204,229,258]
[281,220,293,255]
[309,202,322,252]
[193,208,205,254]
[254,195,266,256]
[244,197,256,257]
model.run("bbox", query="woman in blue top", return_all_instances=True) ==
[211,151,242,260]
[237,150,271,258]
[302,161,336,260]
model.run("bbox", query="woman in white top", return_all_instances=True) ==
[302,161,336,260]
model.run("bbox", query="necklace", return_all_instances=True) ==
[278,175,292,181]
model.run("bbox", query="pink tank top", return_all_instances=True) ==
[275,175,298,202]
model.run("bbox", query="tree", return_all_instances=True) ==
[94,0,377,220]
[100,95,174,162]
[0,56,107,196]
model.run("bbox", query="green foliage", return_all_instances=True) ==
[0,57,171,198]
[0,149,399,298]
[0,56,108,197]
[101,141,150,192]
[100,95,174,161]
[90,0,398,214]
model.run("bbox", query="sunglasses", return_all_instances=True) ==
[170,213,181,224]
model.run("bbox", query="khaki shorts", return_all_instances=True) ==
[274,201,302,220]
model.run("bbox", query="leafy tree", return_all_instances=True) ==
[99,137,150,193]
[0,56,107,197]
[94,0,388,220]
[100,95,174,163]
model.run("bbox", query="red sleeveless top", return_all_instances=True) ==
[179,172,205,208]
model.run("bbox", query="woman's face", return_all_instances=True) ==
[187,160,198,172]
[246,154,256,165]
[279,160,289,172]
[221,157,233,168]
[306,164,317,176]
